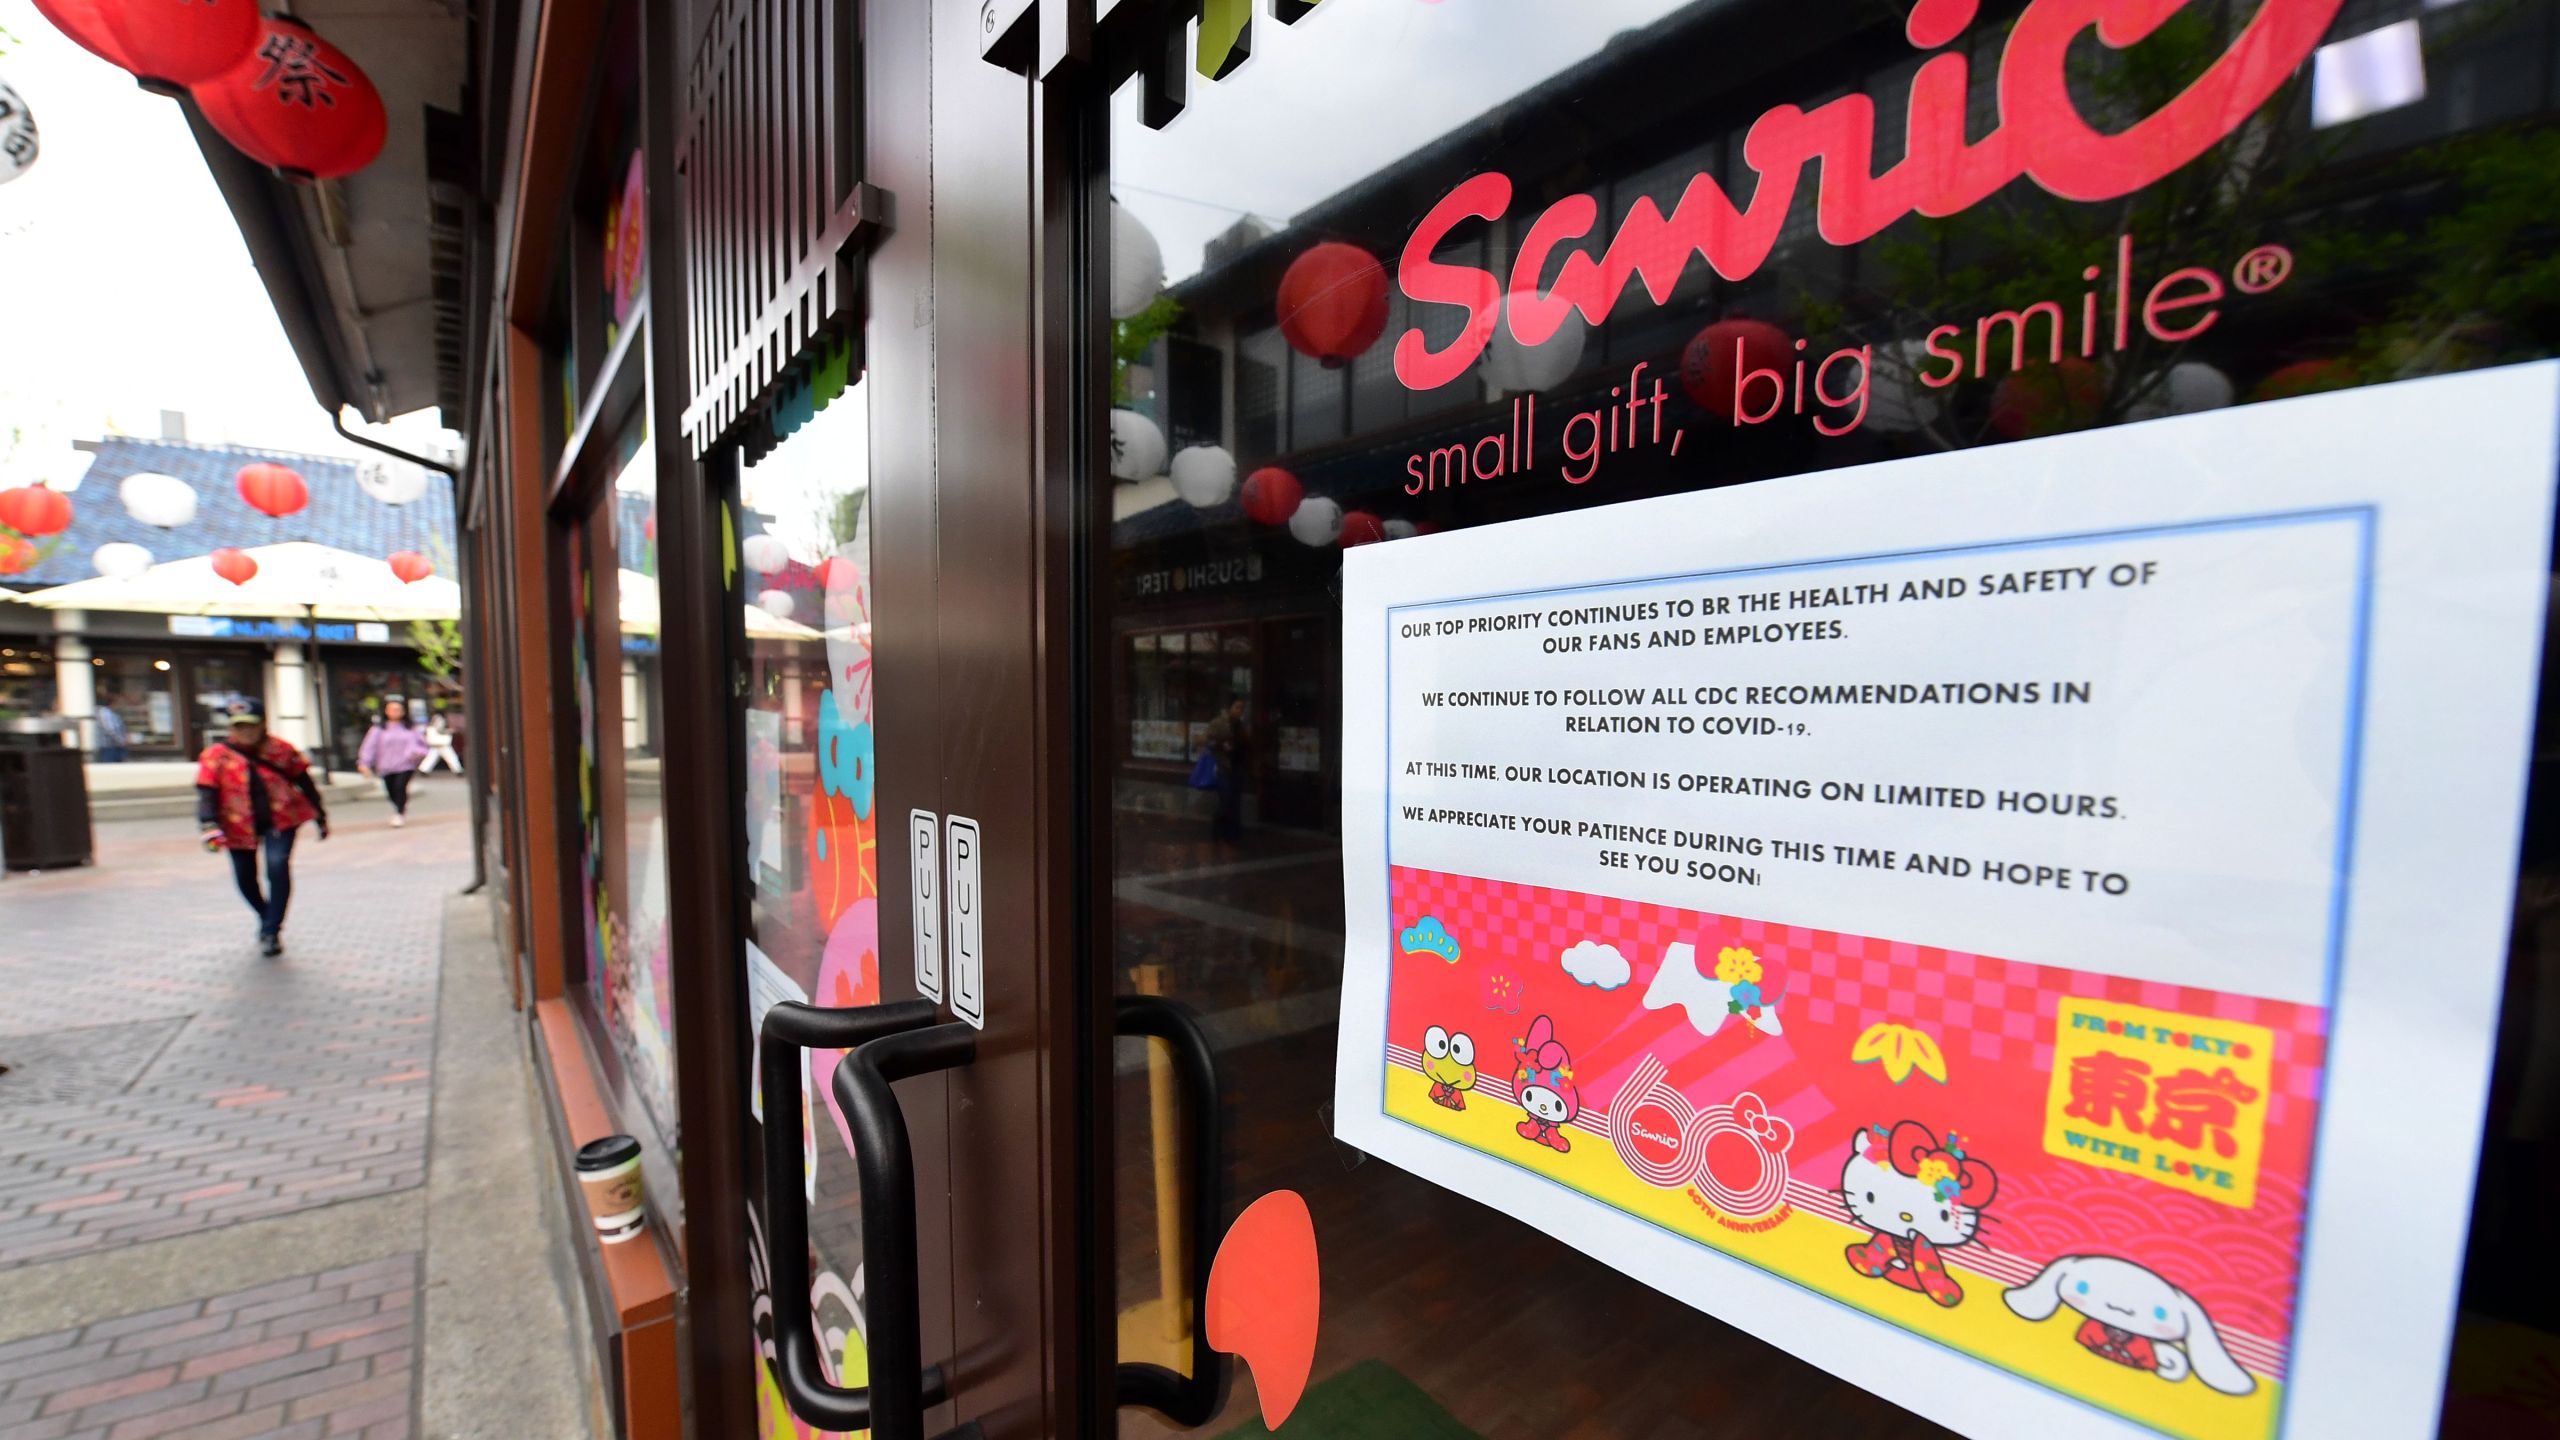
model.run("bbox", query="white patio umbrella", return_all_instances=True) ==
[19,542,461,622]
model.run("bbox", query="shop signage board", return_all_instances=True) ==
[1332,364,2559,1440]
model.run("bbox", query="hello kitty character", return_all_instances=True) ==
[1840,1120,1996,1308]
[2003,1255,2256,1396]
[1512,1014,1580,1153]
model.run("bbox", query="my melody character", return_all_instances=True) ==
[1512,1014,1580,1153]
[2003,1255,2257,1397]
[1421,1024,1478,1110]
[1841,1121,1997,1308]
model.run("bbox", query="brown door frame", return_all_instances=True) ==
[905,1,1153,1432]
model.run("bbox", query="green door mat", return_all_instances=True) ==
[1213,1359,1483,1440]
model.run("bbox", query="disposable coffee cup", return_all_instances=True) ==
[594,1207,649,1245]
[575,1135,645,1233]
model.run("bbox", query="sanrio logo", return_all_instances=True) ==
[1391,0,2346,390]
[1608,1055,1797,1222]
[1626,1103,1686,1167]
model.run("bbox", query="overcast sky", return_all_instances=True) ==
[0,0,449,487]
[1112,0,1694,284]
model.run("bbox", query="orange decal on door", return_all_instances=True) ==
[1206,1189,1320,1431]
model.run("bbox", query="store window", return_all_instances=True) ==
[93,653,179,753]
[568,424,679,1150]
[0,641,56,720]
[1103,3,2560,1437]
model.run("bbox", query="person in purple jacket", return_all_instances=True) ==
[357,699,431,828]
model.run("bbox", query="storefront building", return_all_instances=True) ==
[205,1,2560,1437]
[0,434,462,764]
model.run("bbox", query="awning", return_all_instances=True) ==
[21,542,461,623]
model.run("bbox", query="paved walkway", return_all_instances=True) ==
[0,794,589,1440]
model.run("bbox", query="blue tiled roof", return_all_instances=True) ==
[7,437,459,588]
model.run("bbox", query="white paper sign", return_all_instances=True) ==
[1334,364,2558,1440]
[745,940,818,1206]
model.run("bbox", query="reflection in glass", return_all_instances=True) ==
[737,365,881,1420]
[1103,1,2560,1434]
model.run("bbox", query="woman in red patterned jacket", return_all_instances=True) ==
[196,709,330,956]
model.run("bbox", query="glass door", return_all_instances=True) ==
[1087,3,2560,1438]
[732,367,902,1435]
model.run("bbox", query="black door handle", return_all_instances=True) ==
[758,998,977,1440]
[1112,994,1229,1426]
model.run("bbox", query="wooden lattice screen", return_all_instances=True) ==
[676,0,883,457]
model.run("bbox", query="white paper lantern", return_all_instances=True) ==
[2127,361,2235,421]
[1382,519,1418,541]
[1169,445,1237,508]
[119,472,198,529]
[755,588,797,621]
[92,542,151,579]
[1287,496,1344,547]
[1110,201,1165,321]
[353,454,430,506]
[1481,301,1586,393]
[741,533,790,574]
[1108,408,1168,483]
[1865,340,1949,436]
[0,77,38,188]
[822,543,872,725]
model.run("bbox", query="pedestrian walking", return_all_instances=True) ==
[91,691,129,763]
[196,709,330,957]
[420,710,463,773]
[1203,696,1250,848]
[358,699,430,826]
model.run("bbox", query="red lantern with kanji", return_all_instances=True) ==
[387,550,433,584]
[192,16,385,181]
[1680,318,1794,419]
[0,484,73,537]
[236,461,309,518]
[211,547,257,585]
[29,0,135,70]
[1240,467,1303,526]
[98,0,259,95]
[1276,242,1389,368]
[2251,358,2353,404]
[1991,358,2105,439]
[1339,510,1387,547]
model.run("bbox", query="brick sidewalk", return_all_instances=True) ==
[0,1255,419,1440]
[0,814,464,1268]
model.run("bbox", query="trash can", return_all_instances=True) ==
[0,717,93,870]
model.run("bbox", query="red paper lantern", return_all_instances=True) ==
[1991,359,2104,439]
[1240,467,1303,526]
[387,550,433,584]
[192,16,385,181]
[2251,358,2353,404]
[0,484,73,537]
[1339,510,1387,547]
[99,0,259,94]
[1276,242,1389,368]
[30,0,135,69]
[1679,318,1794,419]
[211,547,257,585]
[0,533,34,576]
[235,461,309,518]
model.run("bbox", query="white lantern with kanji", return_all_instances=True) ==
[1170,445,1237,508]
[119,472,198,529]
[1287,496,1343,547]
[93,542,152,579]
[1108,408,1167,483]
[354,454,430,505]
